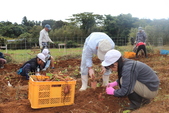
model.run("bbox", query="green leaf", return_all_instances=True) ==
[123,110,131,113]
[46,73,53,78]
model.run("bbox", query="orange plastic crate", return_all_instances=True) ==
[28,75,76,109]
[123,51,136,58]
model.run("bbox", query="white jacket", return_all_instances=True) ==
[39,29,53,48]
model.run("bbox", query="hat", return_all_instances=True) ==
[45,24,51,30]
[97,39,112,60]
[42,49,49,57]
[138,27,142,31]
[101,49,121,67]
[37,53,46,63]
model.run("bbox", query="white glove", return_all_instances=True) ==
[42,68,47,71]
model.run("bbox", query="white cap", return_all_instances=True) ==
[42,49,49,57]
[37,53,46,63]
[101,49,121,66]
[97,39,112,60]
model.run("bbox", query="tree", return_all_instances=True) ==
[0,22,24,38]
[42,19,55,28]
[22,16,28,26]
[68,12,104,35]
[104,15,118,37]
[29,25,42,44]
[52,20,68,29]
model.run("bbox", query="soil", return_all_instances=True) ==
[0,52,169,113]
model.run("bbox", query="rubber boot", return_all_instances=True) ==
[102,75,109,86]
[127,92,143,110]
[142,98,151,106]
[79,75,88,91]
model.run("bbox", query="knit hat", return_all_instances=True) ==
[37,53,46,63]
[97,39,112,60]
[101,49,121,66]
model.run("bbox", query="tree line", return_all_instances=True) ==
[0,12,169,49]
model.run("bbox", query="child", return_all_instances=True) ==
[17,53,46,80]
[41,48,55,71]
[0,52,7,69]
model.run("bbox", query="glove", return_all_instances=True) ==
[106,86,115,95]
[17,68,22,75]
[107,81,118,87]
[42,68,47,71]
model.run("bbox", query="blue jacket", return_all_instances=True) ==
[0,52,5,59]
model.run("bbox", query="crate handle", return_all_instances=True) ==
[51,84,61,87]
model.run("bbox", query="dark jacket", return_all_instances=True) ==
[21,58,40,73]
[0,52,5,59]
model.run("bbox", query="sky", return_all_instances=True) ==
[1,0,169,24]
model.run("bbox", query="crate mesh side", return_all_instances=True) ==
[39,99,49,105]
[39,85,50,91]
[61,97,71,103]
[50,98,60,104]
[39,92,50,98]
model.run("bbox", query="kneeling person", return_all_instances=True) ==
[41,49,55,70]
[17,53,46,80]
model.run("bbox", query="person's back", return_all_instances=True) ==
[85,32,115,55]
[79,32,115,91]
[21,58,39,72]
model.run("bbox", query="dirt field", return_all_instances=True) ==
[0,52,169,113]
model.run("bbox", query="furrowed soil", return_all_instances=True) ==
[0,52,169,113]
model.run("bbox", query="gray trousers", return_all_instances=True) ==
[120,78,158,99]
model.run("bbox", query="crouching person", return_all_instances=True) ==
[17,53,46,80]
[41,48,55,70]
[0,52,7,68]
[135,42,147,58]
[102,49,159,110]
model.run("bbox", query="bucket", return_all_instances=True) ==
[160,50,169,55]
[123,52,136,59]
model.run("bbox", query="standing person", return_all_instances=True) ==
[130,37,134,45]
[0,52,7,68]
[133,27,147,58]
[39,24,54,51]
[80,32,115,91]
[136,27,147,43]
[17,53,46,80]
[41,48,55,70]
[102,49,159,110]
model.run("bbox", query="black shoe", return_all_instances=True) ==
[128,92,142,110]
